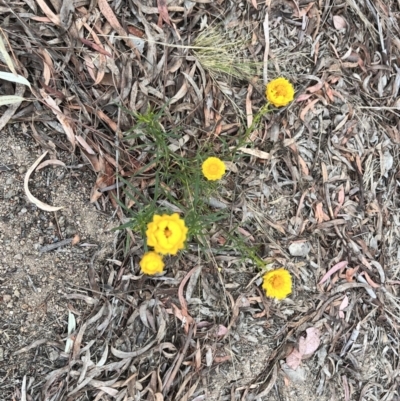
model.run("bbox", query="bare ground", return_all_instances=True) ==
[0,133,115,398]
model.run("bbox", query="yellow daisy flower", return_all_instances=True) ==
[202,157,226,181]
[140,251,165,275]
[262,268,292,300]
[146,213,188,255]
[266,77,294,107]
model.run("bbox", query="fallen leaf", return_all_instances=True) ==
[157,0,171,25]
[0,30,17,75]
[90,161,114,202]
[60,0,74,29]
[333,15,347,30]
[238,147,270,159]
[80,38,112,57]
[297,2,314,17]
[287,327,321,370]
[98,0,140,53]
[214,355,231,364]
[345,266,359,282]
[35,0,61,25]
[338,295,348,318]
[300,98,320,121]
[216,325,228,337]
[306,82,323,93]
[237,227,255,242]
[296,93,313,102]
[36,159,66,171]
[314,202,330,223]
[286,349,303,370]
[40,89,75,149]
[300,327,321,357]
[24,152,63,212]
[362,272,381,288]
[65,311,76,353]
[224,161,238,173]
[0,95,25,106]
[319,261,348,284]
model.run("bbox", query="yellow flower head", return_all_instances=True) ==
[202,157,226,181]
[262,268,292,300]
[140,251,165,275]
[146,213,188,255]
[266,77,294,107]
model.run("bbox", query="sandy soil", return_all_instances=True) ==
[0,131,115,396]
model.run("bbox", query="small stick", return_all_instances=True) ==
[263,11,270,85]
[39,238,73,253]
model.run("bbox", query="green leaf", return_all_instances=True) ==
[0,71,31,88]
[0,95,25,106]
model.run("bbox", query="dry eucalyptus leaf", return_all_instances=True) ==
[299,327,321,358]
[319,260,348,284]
[238,147,270,159]
[339,295,349,318]
[36,159,66,171]
[333,15,347,30]
[286,349,303,370]
[286,327,321,369]
[24,151,63,212]
[224,161,238,173]
[40,89,75,149]
[0,32,17,75]
[65,311,76,353]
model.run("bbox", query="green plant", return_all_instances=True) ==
[116,107,230,254]
[114,105,272,270]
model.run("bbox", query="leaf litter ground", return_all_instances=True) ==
[1,0,400,400]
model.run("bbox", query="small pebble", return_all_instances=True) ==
[4,190,15,199]
[65,226,76,236]
[49,350,59,361]
[14,254,22,260]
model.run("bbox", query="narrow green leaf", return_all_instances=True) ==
[0,95,25,106]
[0,71,31,88]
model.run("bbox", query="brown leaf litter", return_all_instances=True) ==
[2,0,400,400]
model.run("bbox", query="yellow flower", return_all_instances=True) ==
[140,251,165,275]
[266,77,294,107]
[202,157,226,181]
[262,268,292,300]
[146,213,188,255]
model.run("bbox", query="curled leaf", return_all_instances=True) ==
[36,159,66,171]
[24,151,63,212]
